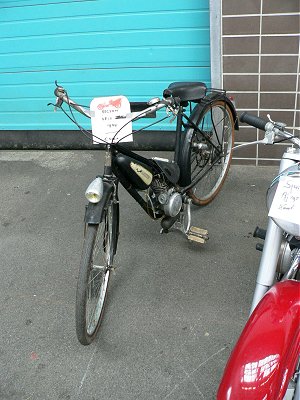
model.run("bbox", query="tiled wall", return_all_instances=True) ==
[222,0,300,165]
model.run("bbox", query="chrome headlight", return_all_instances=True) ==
[85,177,103,203]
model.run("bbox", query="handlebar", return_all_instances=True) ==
[53,83,179,121]
[54,85,92,118]
[235,112,300,150]
[132,97,178,119]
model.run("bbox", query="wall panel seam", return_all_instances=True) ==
[224,54,299,56]
[223,13,300,18]
[223,34,300,38]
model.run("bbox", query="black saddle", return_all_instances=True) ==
[163,81,207,103]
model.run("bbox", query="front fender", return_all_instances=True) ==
[217,280,300,400]
[84,181,114,224]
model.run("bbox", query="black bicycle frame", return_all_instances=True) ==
[106,97,227,218]
[105,105,188,219]
[94,91,235,220]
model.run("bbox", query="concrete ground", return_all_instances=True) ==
[0,150,278,400]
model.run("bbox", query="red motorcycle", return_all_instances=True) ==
[217,113,300,400]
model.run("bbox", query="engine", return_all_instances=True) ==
[150,177,182,217]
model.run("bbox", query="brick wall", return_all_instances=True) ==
[222,0,300,165]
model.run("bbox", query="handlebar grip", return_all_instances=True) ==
[240,112,268,131]
[54,86,65,98]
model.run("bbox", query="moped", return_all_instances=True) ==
[217,113,300,400]
[51,81,237,345]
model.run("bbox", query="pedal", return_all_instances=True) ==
[187,226,209,243]
[189,226,208,236]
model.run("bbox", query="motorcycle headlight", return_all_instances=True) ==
[85,177,103,203]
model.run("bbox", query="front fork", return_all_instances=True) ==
[251,218,283,312]
[250,151,300,313]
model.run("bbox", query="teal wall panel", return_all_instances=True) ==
[0,0,211,131]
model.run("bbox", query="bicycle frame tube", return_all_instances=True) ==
[113,142,157,168]
[250,150,300,312]
[170,105,194,166]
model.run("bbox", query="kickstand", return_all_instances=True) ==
[172,198,192,234]
[173,198,209,243]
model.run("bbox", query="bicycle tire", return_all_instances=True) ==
[75,199,118,345]
[180,99,235,205]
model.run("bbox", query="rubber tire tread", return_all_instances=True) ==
[76,199,118,345]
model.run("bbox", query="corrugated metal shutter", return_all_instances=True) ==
[0,0,210,131]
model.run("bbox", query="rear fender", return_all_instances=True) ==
[205,92,239,131]
[183,93,238,149]
[84,181,114,224]
[217,280,300,400]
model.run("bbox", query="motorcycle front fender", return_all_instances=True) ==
[217,280,300,400]
[84,181,114,224]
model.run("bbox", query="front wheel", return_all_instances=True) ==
[181,99,235,205]
[75,200,118,345]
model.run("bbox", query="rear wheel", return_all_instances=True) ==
[181,99,235,205]
[75,200,117,345]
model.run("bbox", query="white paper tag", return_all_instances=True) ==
[268,175,300,227]
[90,96,133,144]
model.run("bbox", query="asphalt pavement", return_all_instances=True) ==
[0,150,278,400]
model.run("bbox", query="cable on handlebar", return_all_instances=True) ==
[52,83,178,145]
[58,105,105,145]
[112,108,147,143]
[273,137,294,144]
[116,114,170,144]
[113,99,176,143]
[60,89,110,145]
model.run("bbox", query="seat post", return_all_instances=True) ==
[174,107,183,164]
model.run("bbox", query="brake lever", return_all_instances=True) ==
[53,98,62,111]
[169,108,178,123]
[47,97,63,111]
[267,114,287,132]
[51,82,66,111]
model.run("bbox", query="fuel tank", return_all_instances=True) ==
[217,280,300,400]
[113,154,154,190]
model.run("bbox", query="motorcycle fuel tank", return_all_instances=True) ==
[113,154,153,190]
